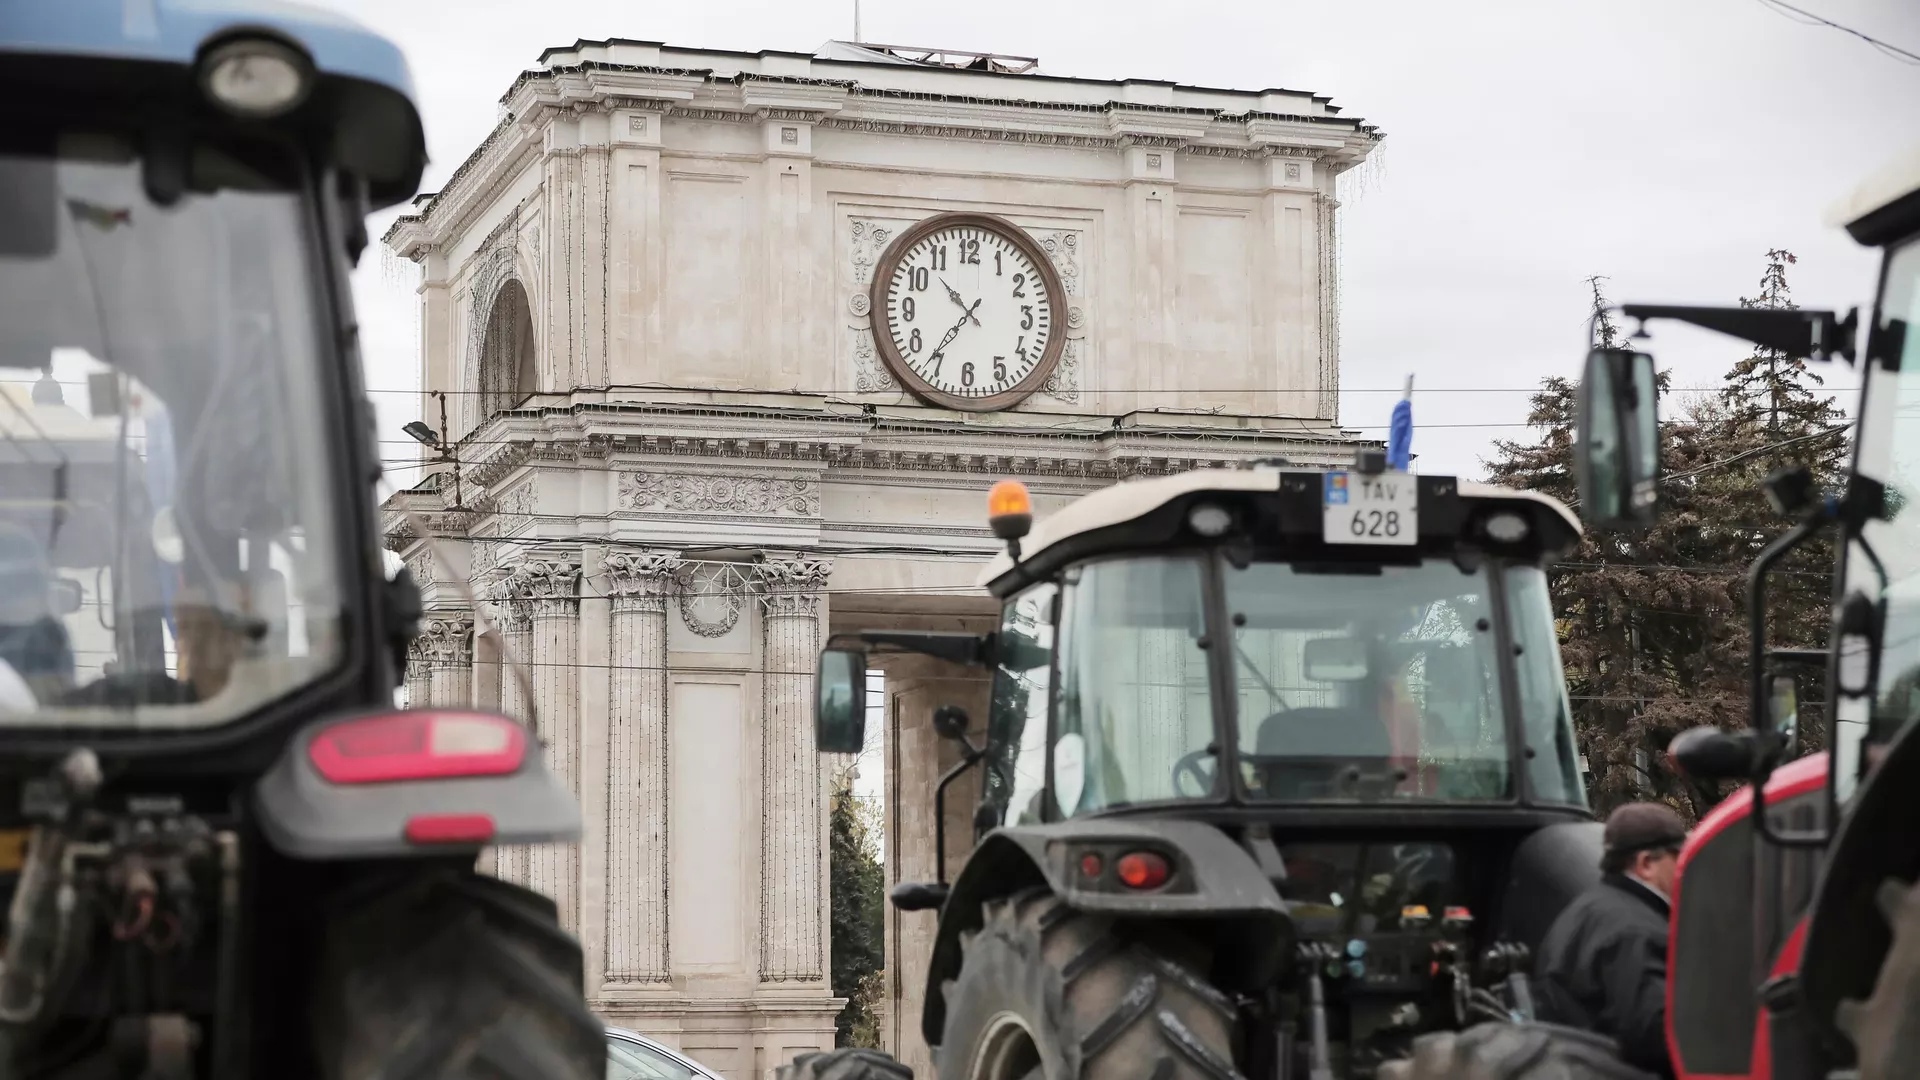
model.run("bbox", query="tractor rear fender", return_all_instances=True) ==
[918,818,1289,1050]
[252,708,582,861]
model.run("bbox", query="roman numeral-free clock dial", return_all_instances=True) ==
[868,213,1067,412]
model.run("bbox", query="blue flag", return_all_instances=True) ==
[1386,376,1414,472]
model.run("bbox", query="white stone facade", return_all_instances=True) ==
[383,37,1378,1079]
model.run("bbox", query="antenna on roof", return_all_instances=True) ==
[854,0,861,43]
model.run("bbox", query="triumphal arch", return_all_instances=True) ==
[382,38,1379,1078]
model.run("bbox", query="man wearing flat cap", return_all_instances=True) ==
[1535,801,1687,1079]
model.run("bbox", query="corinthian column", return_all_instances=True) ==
[756,554,833,984]
[405,636,431,709]
[512,555,582,932]
[602,550,681,984]
[420,614,475,707]
[491,585,534,885]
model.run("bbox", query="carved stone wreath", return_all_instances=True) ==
[676,562,749,638]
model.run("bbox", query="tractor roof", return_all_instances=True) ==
[1827,141,1920,248]
[976,467,1581,589]
[0,0,425,209]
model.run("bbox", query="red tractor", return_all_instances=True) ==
[1384,144,1920,1080]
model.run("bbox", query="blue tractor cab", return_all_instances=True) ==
[0,6,602,1079]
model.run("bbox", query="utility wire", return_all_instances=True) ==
[1751,0,1920,64]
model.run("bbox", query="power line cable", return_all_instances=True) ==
[1751,0,1920,65]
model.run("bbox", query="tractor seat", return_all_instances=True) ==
[1251,706,1394,799]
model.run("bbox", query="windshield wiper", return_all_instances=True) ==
[1234,637,1290,713]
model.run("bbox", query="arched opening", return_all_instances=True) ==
[478,278,536,421]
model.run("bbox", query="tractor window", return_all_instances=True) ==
[0,128,343,730]
[1847,237,1920,798]
[985,582,1056,826]
[1053,556,1216,816]
[1228,558,1512,803]
[1506,567,1586,807]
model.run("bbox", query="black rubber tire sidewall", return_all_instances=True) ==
[934,887,1242,1080]
[312,868,605,1080]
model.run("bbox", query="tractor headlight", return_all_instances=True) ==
[1187,503,1232,537]
[200,38,313,119]
[1483,512,1529,543]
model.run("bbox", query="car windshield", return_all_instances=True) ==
[1228,558,1512,802]
[0,128,343,729]
[606,1036,699,1080]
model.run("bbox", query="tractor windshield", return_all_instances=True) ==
[1230,558,1513,802]
[987,546,1584,823]
[0,126,344,729]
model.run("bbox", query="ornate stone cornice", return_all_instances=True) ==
[385,64,1382,253]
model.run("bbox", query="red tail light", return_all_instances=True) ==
[1115,851,1171,890]
[308,711,527,784]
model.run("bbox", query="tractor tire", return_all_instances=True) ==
[775,1048,916,1080]
[933,886,1242,1080]
[312,865,605,1080]
[1836,877,1920,1080]
[1375,1022,1656,1080]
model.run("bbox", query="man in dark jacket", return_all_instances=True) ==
[1535,802,1686,1079]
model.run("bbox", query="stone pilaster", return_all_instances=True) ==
[419,614,475,707]
[493,586,535,887]
[511,555,583,930]
[404,635,431,709]
[603,549,682,985]
[756,554,833,984]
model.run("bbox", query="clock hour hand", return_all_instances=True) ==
[941,278,982,326]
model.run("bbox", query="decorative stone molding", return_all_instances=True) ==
[619,470,821,518]
[757,555,834,619]
[848,217,907,288]
[675,561,752,638]
[851,332,898,393]
[847,293,870,317]
[603,549,684,613]
[502,555,580,617]
[1043,339,1083,405]
[416,614,475,668]
[485,481,538,535]
[406,548,435,586]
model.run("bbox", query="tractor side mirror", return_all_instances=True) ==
[1575,347,1661,530]
[815,648,868,754]
[1767,672,1801,759]
[1669,725,1758,783]
[932,704,972,744]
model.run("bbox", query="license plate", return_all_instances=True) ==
[1323,471,1417,545]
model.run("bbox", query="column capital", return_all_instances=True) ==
[417,613,475,668]
[755,554,833,619]
[502,553,581,617]
[604,549,684,612]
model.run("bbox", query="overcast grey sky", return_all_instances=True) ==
[325,0,1920,480]
[320,0,1917,809]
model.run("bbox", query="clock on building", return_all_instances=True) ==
[868,212,1066,412]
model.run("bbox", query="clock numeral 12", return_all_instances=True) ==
[960,237,980,265]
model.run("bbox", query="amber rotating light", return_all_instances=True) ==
[988,480,1033,560]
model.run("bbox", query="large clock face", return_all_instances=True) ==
[869,213,1066,412]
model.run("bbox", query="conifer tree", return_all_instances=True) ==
[829,784,886,1047]
[1484,254,1851,818]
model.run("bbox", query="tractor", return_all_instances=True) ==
[783,459,1614,1080]
[0,2,602,1077]
[1376,143,1920,1080]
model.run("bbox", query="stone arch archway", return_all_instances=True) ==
[477,278,536,421]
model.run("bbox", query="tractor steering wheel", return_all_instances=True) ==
[1172,748,1218,797]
